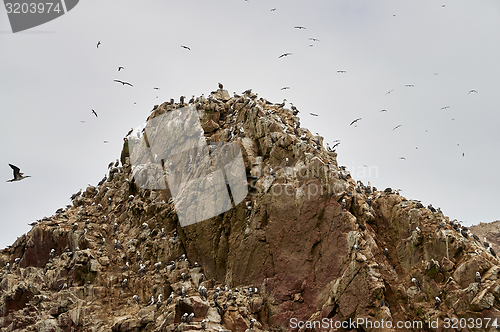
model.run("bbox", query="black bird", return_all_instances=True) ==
[114,79,133,87]
[337,70,346,73]
[96,41,101,48]
[294,26,306,29]
[181,45,191,50]
[309,37,320,42]
[380,109,388,112]
[350,118,362,126]
[468,89,478,94]
[434,297,441,309]
[489,247,497,258]
[118,66,124,71]
[405,84,414,87]
[309,112,319,117]
[270,8,276,11]
[6,164,31,182]
[393,124,402,130]
[91,109,98,117]
[218,82,223,89]
[385,90,393,95]
[126,128,134,137]
[153,87,159,90]
[280,86,290,90]
[279,52,292,58]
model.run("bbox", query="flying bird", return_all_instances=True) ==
[91,109,98,117]
[405,84,414,87]
[280,86,290,90]
[114,79,133,87]
[270,8,276,11]
[309,38,320,42]
[294,26,306,29]
[350,118,362,126]
[96,41,101,48]
[309,112,319,117]
[440,106,450,110]
[468,89,478,94]
[181,45,191,50]
[153,87,159,90]
[6,164,31,182]
[380,109,387,112]
[385,90,394,95]
[337,70,346,73]
[118,66,124,71]
[279,53,292,58]
[103,140,108,143]
[393,124,402,130]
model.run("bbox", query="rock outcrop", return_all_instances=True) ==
[1,88,500,331]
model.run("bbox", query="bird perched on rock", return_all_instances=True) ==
[168,261,176,272]
[484,237,490,248]
[154,262,161,270]
[166,292,174,305]
[133,295,139,304]
[122,262,129,271]
[201,319,206,330]
[121,279,127,289]
[434,296,441,309]
[476,271,481,284]
[490,247,497,258]
[187,313,194,323]
[114,239,123,250]
[147,296,154,306]
[72,223,78,232]
[218,82,223,89]
[341,199,346,211]
[412,277,421,290]
[198,285,207,299]
[156,294,162,309]
[383,248,389,257]
[136,251,141,262]
[49,248,55,258]
[138,264,146,275]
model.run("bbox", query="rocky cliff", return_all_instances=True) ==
[1,88,500,332]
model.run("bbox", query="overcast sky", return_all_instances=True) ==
[1,0,499,249]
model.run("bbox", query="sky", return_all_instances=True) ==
[1,0,499,249]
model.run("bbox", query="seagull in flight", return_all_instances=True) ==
[380,109,388,112]
[270,8,276,11]
[96,41,101,48]
[6,164,31,182]
[310,112,319,117]
[294,26,306,29]
[440,106,450,110]
[118,66,124,71]
[385,90,394,95]
[279,53,292,58]
[114,79,133,87]
[350,118,362,126]
[309,38,320,42]
[280,86,290,90]
[181,45,191,50]
[91,109,98,117]
[393,124,402,130]
[405,84,414,87]
[468,89,478,94]
[337,70,346,73]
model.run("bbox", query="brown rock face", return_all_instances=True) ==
[1,88,500,332]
